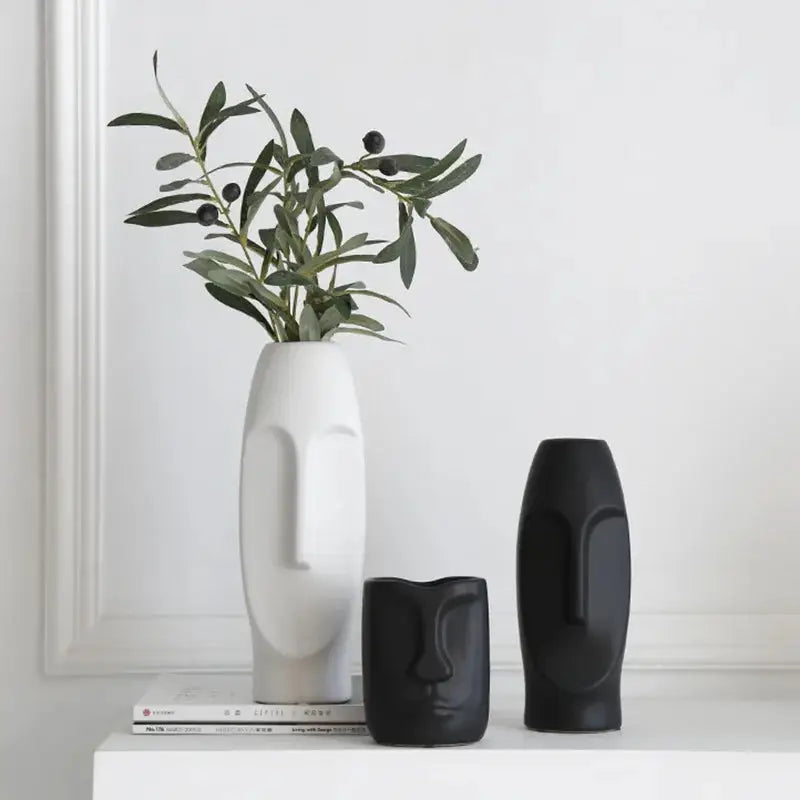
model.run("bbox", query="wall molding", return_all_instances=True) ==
[44,0,800,675]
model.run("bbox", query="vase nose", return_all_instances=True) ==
[412,628,453,683]
[566,533,588,625]
[288,455,311,570]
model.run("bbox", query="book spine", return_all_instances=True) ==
[132,723,368,735]
[132,704,365,723]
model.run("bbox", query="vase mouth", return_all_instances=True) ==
[265,340,339,346]
[540,437,607,445]
[365,576,485,589]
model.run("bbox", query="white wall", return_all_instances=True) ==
[7,2,800,798]
[81,0,800,670]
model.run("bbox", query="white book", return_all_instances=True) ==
[133,674,365,724]
[132,722,368,736]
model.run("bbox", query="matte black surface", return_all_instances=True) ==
[362,577,490,746]
[517,438,631,732]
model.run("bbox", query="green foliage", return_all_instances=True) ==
[108,112,183,131]
[108,53,483,342]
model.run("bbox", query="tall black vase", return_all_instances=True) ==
[517,438,631,732]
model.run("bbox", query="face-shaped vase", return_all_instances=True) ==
[240,343,365,702]
[362,577,490,746]
[517,438,630,732]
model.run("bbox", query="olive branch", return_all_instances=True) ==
[107,52,482,343]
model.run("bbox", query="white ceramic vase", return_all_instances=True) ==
[239,342,366,703]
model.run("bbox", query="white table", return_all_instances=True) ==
[94,696,800,799]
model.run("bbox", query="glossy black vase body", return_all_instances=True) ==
[362,577,490,746]
[517,439,630,732]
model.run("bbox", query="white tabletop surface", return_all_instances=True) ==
[99,696,800,753]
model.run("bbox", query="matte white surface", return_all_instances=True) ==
[240,343,365,702]
[94,696,800,800]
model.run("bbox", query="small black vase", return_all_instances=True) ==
[517,438,631,732]
[362,577,490,746]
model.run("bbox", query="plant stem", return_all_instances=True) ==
[189,137,284,341]
[343,163,414,205]
[152,73,284,342]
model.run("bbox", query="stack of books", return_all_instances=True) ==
[132,674,367,735]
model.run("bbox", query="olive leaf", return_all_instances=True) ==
[204,95,263,131]
[203,160,277,178]
[245,84,289,155]
[107,112,183,131]
[318,306,344,334]
[159,178,196,192]
[243,176,282,234]
[417,154,482,199]
[264,270,313,287]
[412,197,431,217]
[429,216,478,270]
[308,147,340,166]
[327,201,364,212]
[247,279,289,311]
[360,154,436,173]
[240,140,275,228]
[204,282,274,335]
[341,233,370,252]
[204,232,266,256]
[298,233,371,276]
[347,313,385,332]
[286,156,309,184]
[314,196,326,255]
[316,165,343,195]
[183,249,252,273]
[207,267,251,296]
[258,228,277,279]
[304,187,323,216]
[274,204,299,236]
[198,97,262,155]
[397,140,466,192]
[289,108,319,184]
[258,227,276,251]
[274,227,293,260]
[299,304,321,341]
[199,82,226,137]
[125,210,199,227]
[398,205,417,288]
[152,51,187,130]
[129,192,210,215]
[156,152,195,171]
[326,211,343,248]
[373,204,413,264]
[183,257,218,278]
[332,281,367,292]
[349,289,411,317]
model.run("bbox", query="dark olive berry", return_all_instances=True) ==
[378,158,398,176]
[196,203,219,226]
[222,182,241,202]
[362,130,385,154]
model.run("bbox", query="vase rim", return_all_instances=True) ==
[365,576,484,588]
[540,437,608,445]
[264,340,339,346]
